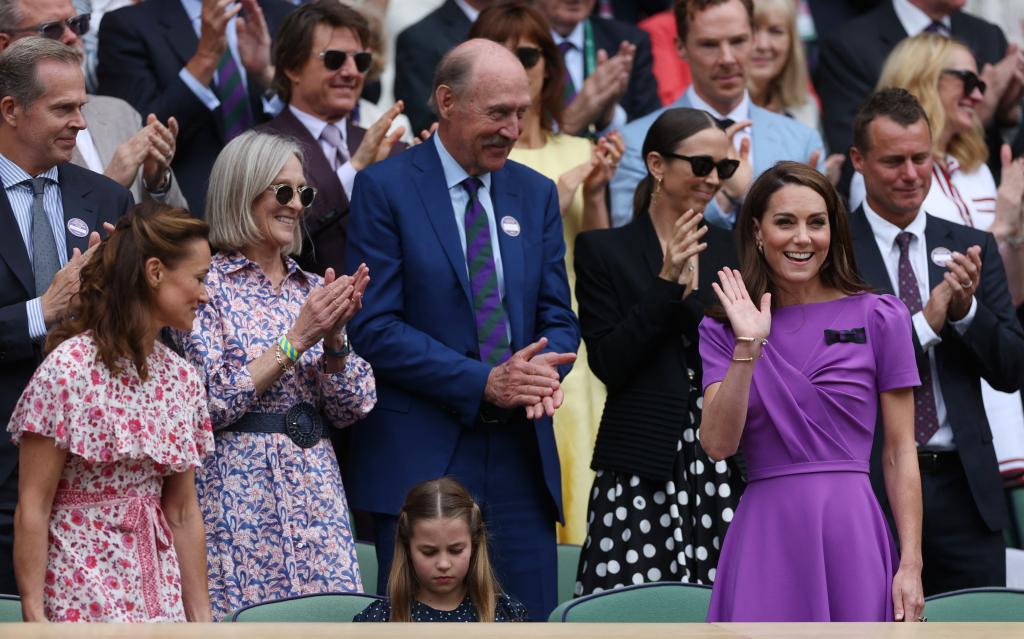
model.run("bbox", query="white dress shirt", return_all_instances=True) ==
[893,0,952,35]
[551,21,627,134]
[684,86,755,171]
[862,202,978,449]
[74,128,106,174]
[288,105,359,199]
[453,0,481,22]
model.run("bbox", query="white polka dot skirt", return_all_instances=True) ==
[575,391,742,596]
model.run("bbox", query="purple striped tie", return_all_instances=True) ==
[558,41,578,105]
[461,177,511,366]
[215,51,253,140]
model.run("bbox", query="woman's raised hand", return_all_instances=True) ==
[711,267,771,340]
[659,209,708,288]
[287,265,365,352]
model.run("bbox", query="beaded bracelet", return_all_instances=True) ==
[278,335,299,362]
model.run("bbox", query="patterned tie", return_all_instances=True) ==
[29,177,60,297]
[320,123,349,172]
[923,20,949,36]
[558,41,578,105]
[215,50,253,141]
[461,178,511,366]
[597,0,614,19]
[895,232,941,445]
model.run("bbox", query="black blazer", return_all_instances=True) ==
[394,0,471,135]
[574,213,737,480]
[589,16,661,123]
[96,0,294,217]
[849,207,1022,532]
[0,164,133,488]
[815,2,1007,183]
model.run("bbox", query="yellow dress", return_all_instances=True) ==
[510,133,607,544]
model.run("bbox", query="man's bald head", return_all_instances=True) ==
[429,38,527,115]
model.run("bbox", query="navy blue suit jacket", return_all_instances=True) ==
[344,138,579,517]
[0,163,133,487]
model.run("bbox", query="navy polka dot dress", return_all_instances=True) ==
[352,594,527,622]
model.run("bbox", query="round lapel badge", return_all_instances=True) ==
[67,218,89,238]
[930,246,952,267]
[500,216,520,237]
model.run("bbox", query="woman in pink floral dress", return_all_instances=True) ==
[175,131,376,619]
[9,203,215,622]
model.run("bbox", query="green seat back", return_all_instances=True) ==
[0,595,21,622]
[556,544,581,604]
[1009,486,1024,549]
[924,588,1024,621]
[229,592,384,622]
[548,582,712,622]
[356,541,379,595]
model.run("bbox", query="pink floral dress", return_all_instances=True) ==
[6,333,214,622]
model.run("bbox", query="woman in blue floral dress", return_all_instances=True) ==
[176,131,377,619]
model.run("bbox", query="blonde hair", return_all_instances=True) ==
[751,0,809,112]
[876,33,988,172]
[388,478,500,622]
[205,130,305,255]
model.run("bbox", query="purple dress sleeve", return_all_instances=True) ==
[870,294,921,392]
[699,316,734,392]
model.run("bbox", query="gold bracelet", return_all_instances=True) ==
[735,336,768,345]
[274,343,293,372]
[731,355,756,362]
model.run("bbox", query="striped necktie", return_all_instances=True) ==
[558,40,578,105]
[28,177,60,297]
[461,177,511,366]
[215,50,253,140]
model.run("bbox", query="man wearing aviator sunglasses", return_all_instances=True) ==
[262,0,406,276]
[0,0,189,209]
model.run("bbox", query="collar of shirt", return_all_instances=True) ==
[862,196,927,257]
[217,249,307,282]
[551,20,585,50]
[0,153,59,191]
[892,0,951,35]
[453,0,482,22]
[684,86,752,123]
[289,105,348,148]
[181,0,239,46]
[433,133,492,193]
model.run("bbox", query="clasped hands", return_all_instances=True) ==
[923,246,981,333]
[483,337,576,420]
[287,264,370,354]
[659,208,708,298]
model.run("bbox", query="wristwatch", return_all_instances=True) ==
[324,332,352,359]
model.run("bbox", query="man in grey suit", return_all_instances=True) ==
[0,0,188,209]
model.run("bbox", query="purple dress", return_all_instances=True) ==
[699,293,920,621]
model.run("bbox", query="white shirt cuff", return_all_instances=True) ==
[178,67,220,111]
[338,161,358,199]
[27,297,47,341]
[949,296,978,334]
[912,310,941,350]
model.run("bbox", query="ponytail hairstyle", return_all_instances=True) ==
[388,477,498,622]
[45,202,210,380]
[632,107,719,221]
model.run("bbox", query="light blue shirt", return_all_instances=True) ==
[177,0,282,116]
[433,133,506,301]
[551,20,627,136]
[0,154,67,341]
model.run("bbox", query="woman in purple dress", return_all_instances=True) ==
[698,162,925,622]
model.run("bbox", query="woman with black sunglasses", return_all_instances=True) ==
[173,131,377,619]
[572,108,745,596]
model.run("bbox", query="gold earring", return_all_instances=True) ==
[756,240,764,253]
[651,177,663,205]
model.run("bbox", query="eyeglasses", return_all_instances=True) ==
[319,49,373,73]
[662,153,740,179]
[267,184,318,208]
[942,68,986,96]
[3,13,90,40]
[514,46,542,70]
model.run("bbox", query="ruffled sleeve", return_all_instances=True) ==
[7,335,89,448]
[698,316,735,392]
[870,294,921,392]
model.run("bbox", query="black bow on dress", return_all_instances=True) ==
[824,328,866,345]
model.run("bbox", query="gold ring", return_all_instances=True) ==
[962,280,972,289]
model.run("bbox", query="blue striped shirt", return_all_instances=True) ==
[0,153,67,340]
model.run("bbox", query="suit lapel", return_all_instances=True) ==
[81,103,119,169]
[0,188,33,295]
[412,141,472,304]
[57,164,96,257]
[637,212,662,280]
[158,0,200,69]
[924,214,953,290]
[849,206,894,295]
[492,167,524,348]
[878,1,910,48]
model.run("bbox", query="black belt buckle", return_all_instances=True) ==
[285,402,323,449]
[917,450,956,473]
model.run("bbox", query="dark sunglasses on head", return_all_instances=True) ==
[319,49,373,73]
[942,68,986,96]
[662,153,740,179]
[514,46,542,70]
[4,13,90,40]
[268,184,317,208]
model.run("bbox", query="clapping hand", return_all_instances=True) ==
[236,0,273,88]
[483,337,575,418]
[711,268,771,347]
[351,102,407,170]
[324,264,370,354]
[288,264,368,352]
[658,209,708,297]
[719,120,752,207]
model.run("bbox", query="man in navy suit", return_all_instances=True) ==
[848,88,1024,595]
[345,39,579,620]
[0,38,132,594]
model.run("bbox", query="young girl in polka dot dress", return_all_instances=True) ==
[353,478,527,622]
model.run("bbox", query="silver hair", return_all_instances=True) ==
[0,37,83,108]
[0,0,22,33]
[205,130,306,256]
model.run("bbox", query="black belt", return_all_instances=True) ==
[222,402,326,449]
[917,450,959,474]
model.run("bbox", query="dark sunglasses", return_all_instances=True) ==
[268,184,317,208]
[662,153,740,179]
[319,49,373,73]
[514,46,542,70]
[4,13,90,40]
[942,68,986,96]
